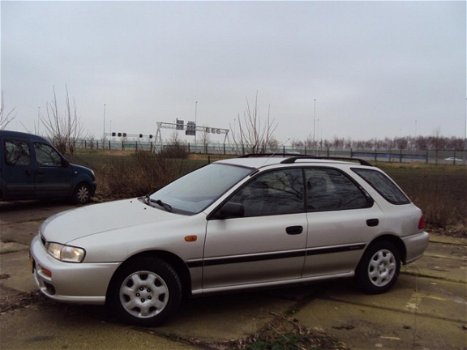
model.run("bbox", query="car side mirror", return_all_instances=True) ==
[61,159,70,167]
[216,202,244,219]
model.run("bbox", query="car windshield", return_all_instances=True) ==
[149,163,252,214]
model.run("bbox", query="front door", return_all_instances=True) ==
[204,168,307,290]
[33,142,73,198]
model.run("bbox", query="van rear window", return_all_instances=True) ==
[352,168,410,205]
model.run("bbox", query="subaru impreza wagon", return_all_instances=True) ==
[30,155,428,325]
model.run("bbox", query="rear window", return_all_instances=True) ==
[352,168,410,205]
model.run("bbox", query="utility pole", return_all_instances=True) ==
[194,101,198,145]
[37,106,41,134]
[313,99,317,144]
[464,97,466,162]
[103,104,106,141]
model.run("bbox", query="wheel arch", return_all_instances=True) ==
[365,234,407,264]
[106,250,192,302]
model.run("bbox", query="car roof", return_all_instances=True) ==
[216,155,372,170]
[0,130,49,143]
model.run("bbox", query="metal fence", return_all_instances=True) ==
[73,139,466,166]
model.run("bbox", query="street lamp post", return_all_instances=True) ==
[194,101,198,145]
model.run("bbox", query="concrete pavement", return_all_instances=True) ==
[1,201,466,349]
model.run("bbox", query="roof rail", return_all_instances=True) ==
[239,153,305,158]
[280,156,372,166]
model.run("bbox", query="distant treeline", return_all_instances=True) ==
[291,136,465,151]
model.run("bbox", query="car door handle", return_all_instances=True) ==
[286,226,303,235]
[367,219,379,227]
[25,169,32,176]
[36,170,45,175]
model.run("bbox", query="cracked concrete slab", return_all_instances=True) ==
[0,303,198,350]
[295,298,465,350]
[158,292,295,342]
[1,199,466,349]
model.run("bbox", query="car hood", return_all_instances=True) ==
[70,163,93,174]
[41,198,181,244]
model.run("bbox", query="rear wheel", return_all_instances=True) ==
[355,241,400,294]
[108,257,182,326]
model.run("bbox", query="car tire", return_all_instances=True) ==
[108,257,182,326]
[72,183,91,204]
[355,241,400,294]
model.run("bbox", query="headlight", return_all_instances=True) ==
[47,242,86,263]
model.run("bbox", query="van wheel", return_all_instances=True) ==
[108,257,182,326]
[73,183,91,204]
[355,241,400,294]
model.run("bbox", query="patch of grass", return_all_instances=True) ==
[206,315,347,350]
[69,150,207,200]
[380,164,467,233]
[244,315,346,350]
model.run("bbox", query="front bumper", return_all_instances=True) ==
[402,231,429,264]
[30,235,119,304]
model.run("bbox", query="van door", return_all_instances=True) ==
[33,142,73,198]
[1,139,35,199]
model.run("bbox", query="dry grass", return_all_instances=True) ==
[380,164,467,234]
[69,149,201,200]
[70,151,466,235]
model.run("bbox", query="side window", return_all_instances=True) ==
[5,140,31,166]
[352,168,410,205]
[305,168,371,211]
[227,168,305,217]
[34,143,62,167]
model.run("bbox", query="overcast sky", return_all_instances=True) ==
[1,1,466,143]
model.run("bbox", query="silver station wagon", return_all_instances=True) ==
[30,155,429,325]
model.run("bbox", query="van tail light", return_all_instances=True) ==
[418,214,426,230]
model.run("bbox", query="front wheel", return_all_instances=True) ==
[355,241,400,294]
[108,257,182,326]
[72,183,92,204]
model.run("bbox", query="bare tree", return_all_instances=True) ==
[0,91,16,130]
[229,92,278,154]
[41,87,83,154]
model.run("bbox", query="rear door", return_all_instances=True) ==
[204,168,308,290]
[1,138,35,199]
[33,142,73,198]
[303,167,382,277]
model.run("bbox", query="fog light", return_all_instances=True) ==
[44,282,56,295]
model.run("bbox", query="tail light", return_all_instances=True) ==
[418,214,426,230]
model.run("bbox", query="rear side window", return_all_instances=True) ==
[305,168,372,211]
[4,140,31,166]
[352,168,410,205]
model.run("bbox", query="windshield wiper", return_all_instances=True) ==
[145,196,173,212]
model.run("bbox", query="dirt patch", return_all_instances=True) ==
[0,290,45,314]
[205,314,348,350]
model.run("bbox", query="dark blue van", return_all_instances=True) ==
[0,130,96,204]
